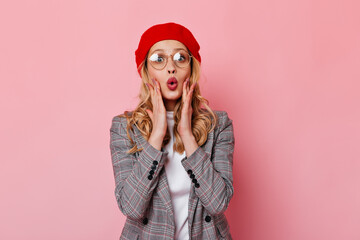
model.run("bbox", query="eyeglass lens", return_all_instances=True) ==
[148,50,191,69]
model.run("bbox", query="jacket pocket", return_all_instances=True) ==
[216,225,231,239]
[120,232,139,240]
[215,215,231,239]
[120,226,139,240]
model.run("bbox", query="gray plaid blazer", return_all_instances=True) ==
[109,110,235,240]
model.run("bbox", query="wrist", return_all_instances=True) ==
[150,130,165,140]
[181,133,198,157]
[180,131,195,140]
[148,133,164,151]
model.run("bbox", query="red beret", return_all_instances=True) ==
[135,22,201,76]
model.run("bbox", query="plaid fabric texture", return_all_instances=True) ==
[110,110,235,240]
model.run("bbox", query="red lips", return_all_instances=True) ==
[167,77,178,90]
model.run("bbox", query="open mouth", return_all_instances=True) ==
[167,77,178,85]
[167,77,178,90]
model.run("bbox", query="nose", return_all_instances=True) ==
[166,58,176,74]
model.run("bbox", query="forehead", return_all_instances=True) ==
[149,40,187,53]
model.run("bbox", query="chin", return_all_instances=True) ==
[163,93,181,100]
[163,96,181,101]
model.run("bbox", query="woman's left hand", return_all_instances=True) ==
[178,78,199,157]
[177,78,196,138]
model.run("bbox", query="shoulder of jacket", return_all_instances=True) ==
[212,110,233,133]
[213,110,227,118]
[111,111,133,127]
[213,110,231,122]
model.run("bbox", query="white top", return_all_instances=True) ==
[164,111,191,240]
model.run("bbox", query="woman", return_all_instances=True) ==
[110,22,235,240]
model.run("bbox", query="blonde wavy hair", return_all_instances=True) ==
[118,52,218,154]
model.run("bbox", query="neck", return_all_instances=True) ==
[164,100,176,111]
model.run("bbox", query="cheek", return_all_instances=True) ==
[180,68,191,78]
[184,65,191,74]
[147,67,162,80]
[147,67,155,78]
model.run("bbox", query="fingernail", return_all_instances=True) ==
[146,83,149,88]
[152,78,156,84]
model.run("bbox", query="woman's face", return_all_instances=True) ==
[147,40,191,110]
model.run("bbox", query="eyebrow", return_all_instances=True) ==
[150,48,187,54]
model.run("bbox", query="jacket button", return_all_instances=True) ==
[151,165,156,170]
[147,175,153,180]
[190,174,195,179]
[142,217,148,225]
[192,179,198,184]
[149,170,154,175]
[153,160,158,165]
[187,169,193,175]
[205,215,211,222]
[195,183,200,188]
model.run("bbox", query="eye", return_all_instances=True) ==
[173,52,186,62]
[149,53,164,63]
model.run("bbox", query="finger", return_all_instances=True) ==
[155,79,164,105]
[148,78,155,98]
[184,81,196,108]
[188,82,196,99]
[183,78,190,103]
[151,78,159,95]
[153,79,165,111]
[147,81,155,96]
[146,82,153,95]
[148,79,158,111]
[187,78,190,93]
[151,78,158,95]
[147,83,156,108]
[190,81,196,92]
[156,81,167,112]
[150,78,156,94]
[182,79,187,103]
[146,109,153,121]
[155,79,161,95]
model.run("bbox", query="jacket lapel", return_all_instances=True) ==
[187,130,215,228]
[132,124,175,221]
[157,168,175,221]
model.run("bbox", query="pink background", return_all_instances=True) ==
[1,0,359,239]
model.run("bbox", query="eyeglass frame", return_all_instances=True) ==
[146,50,193,70]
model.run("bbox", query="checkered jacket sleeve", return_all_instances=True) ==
[109,116,169,220]
[181,111,235,215]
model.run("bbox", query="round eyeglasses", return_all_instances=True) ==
[147,50,192,70]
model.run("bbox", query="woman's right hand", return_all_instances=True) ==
[145,78,167,151]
